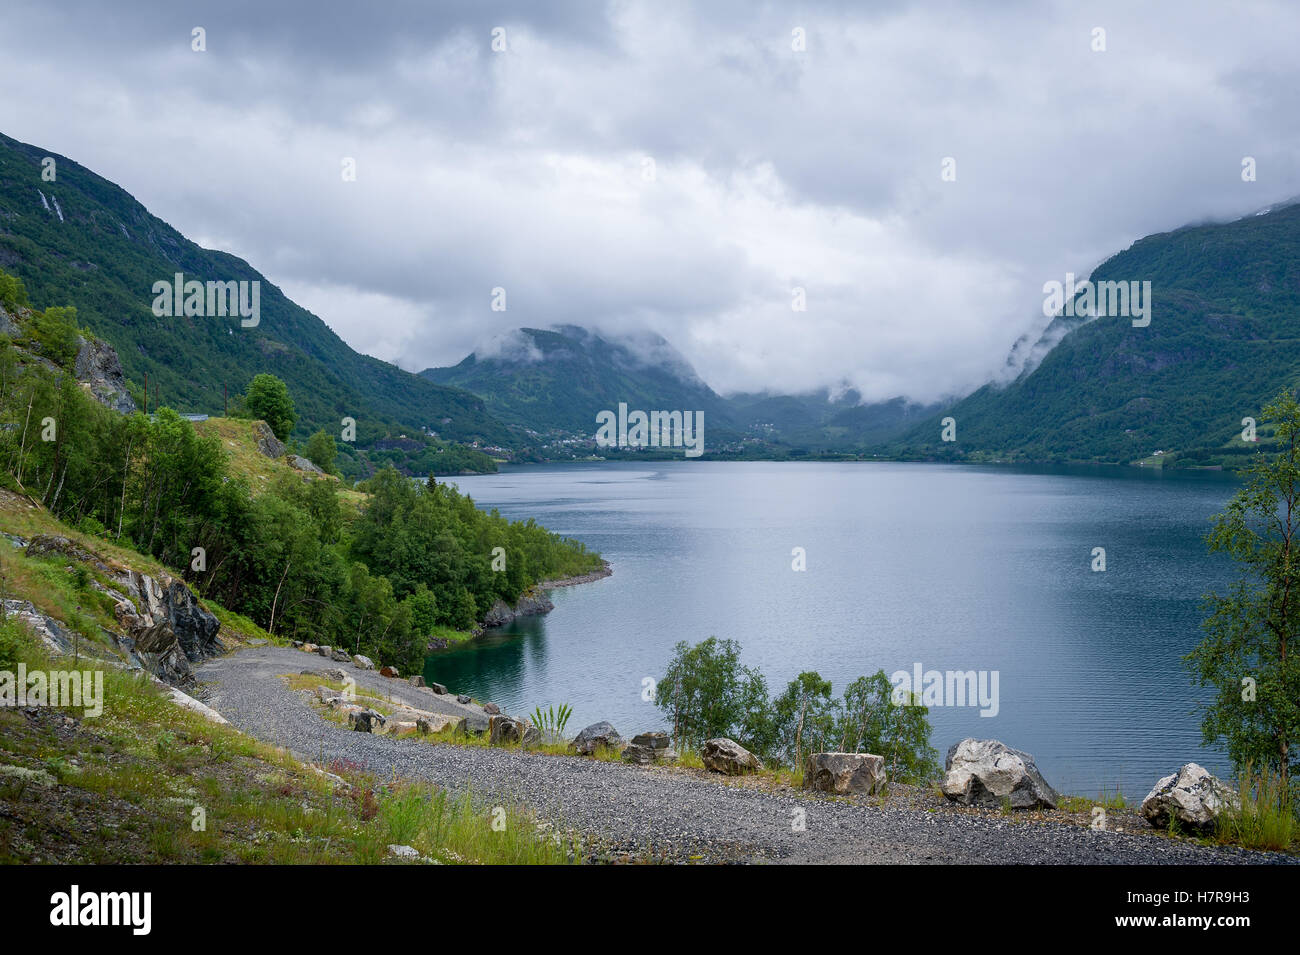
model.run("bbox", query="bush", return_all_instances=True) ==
[0,270,28,310]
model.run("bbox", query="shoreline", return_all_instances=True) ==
[535,559,613,590]
[430,559,613,649]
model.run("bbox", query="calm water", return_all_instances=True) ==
[427,461,1240,797]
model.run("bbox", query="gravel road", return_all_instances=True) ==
[197,646,1294,865]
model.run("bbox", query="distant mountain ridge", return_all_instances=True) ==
[0,131,512,457]
[422,325,735,434]
[898,198,1300,464]
[423,325,940,451]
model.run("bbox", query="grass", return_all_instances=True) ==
[426,624,476,646]
[0,630,578,864]
[1215,764,1297,852]
[194,417,365,506]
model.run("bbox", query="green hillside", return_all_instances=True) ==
[422,325,736,434]
[897,201,1300,465]
[0,132,513,456]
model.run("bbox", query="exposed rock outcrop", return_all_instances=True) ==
[22,535,222,689]
[286,454,323,474]
[252,421,286,459]
[73,335,136,414]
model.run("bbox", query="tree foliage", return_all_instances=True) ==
[1188,389,1300,789]
[243,373,296,441]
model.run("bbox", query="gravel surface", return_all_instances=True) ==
[197,646,1295,865]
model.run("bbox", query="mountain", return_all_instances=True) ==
[897,200,1300,464]
[727,389,942,449]
[421,325,735,434]
[423,326,940,455]
[0,132,513,459]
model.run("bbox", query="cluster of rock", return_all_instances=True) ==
[292,639,505,739]
[621,731,679,765]
[933,738,1239,833]
[251,422,332,482]
[22,535,222,689]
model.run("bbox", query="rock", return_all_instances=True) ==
[352,654,374,670]
[316,645,332,657]
[940,739,1059,810]
[2,600,77,657]
[456,694,472,704]
[25,534,110,570]
[417,715,456,735]
[380,665,400,678]
[622,741,679,765]
[299,668,322,677]
[286,454,324,474]
[429,682,448,695]
[804,752,886,795]
[387,844,420,859]
[408,675,425,687]
[483,702,501,715]
[291,640,304,649]
[247,638,267,647]
[385,720,418,736]
[483,599,515,628]
[480,590,554,630]
[23,533,223,686]
[348,709,385,733]
[513,588,554,617]
[323,667,348,683]
[330,648,351,663]
[302,643,318,654]
[252,421,286,459]
[427,637,451,651]
[1140,763,1240,831]
[315,685,348,704]
[73,335,136,414]
[456,713,490,736]
[702,737,762,776]
[570,721,623,756]
[630,731,671,750]
[489,715,541,747]
[84,554,223,689]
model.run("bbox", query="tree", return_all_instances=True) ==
[655,637,770,752]
[837,671,940,782]
[773,671,835,769]
[244,373,296,441]
[304,429,338,475]
[1188,389,1300,790]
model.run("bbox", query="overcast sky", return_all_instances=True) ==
[2,0,1297,403]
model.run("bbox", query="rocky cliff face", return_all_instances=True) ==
[73,335,136,414]
[1,299,136,414]
[23,534,222,688]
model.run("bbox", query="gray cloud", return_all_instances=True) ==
[1,0,1297,403]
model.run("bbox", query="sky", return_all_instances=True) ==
[1,0,1297,403]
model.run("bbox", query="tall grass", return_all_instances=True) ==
[1216,763,1296,852]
